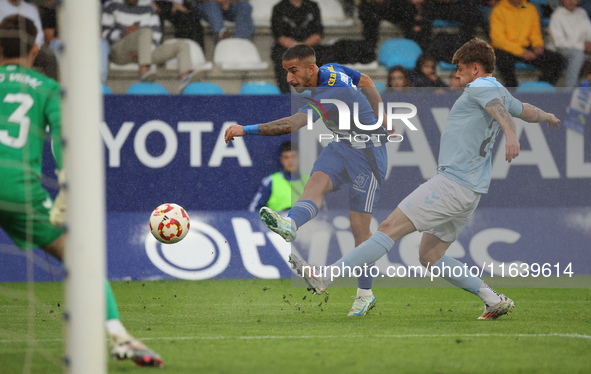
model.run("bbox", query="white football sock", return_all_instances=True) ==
[357,288,373,297]
[106,319,128,337]
[477,283,502,306]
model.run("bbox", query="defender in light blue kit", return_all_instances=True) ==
[288,38,561,320]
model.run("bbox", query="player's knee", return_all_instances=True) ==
[418,254,431,268]
[377,218,396,237]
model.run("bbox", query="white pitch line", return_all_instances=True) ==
[0,333,590,344]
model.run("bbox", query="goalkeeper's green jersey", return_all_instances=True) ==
[0,64,62,204]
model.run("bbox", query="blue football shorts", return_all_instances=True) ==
[311,141,387,213]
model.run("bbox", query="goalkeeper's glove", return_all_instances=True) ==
[49,169,66,227]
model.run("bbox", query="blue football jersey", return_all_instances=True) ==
[298,63,388,148]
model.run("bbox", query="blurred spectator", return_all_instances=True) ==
[387,65,413,90]
[423,0,479,43]
[549,0,591,87]
[154,0,204,49]
[196,0,254,42]
[581,0,591,17]
[102,0,200,90]
[409,54,447,87]
[478,0,499,33]
[248,141,309,213]
[0,0,59,79]
[358,0,430,51]
[29,0,62,61]
[448,67,462,89]
[100,38,110,84]
[490,0,564,87]
[271,0,323,93]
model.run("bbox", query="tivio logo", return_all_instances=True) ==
[304,97,419,132]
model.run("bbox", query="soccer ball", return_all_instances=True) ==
[149,203,190,244]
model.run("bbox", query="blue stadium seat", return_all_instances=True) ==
[102,84,112,95]
[126,82,169,95]
[182,82,224,95]
[516,81,557,93]
[379,39,423,70]
[432,20,461,28]
[438,61,456,71]
[239,82,281,95]
[374,82,387,93]
[515,62,535,70]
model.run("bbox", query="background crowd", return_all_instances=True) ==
[3,0,591,92]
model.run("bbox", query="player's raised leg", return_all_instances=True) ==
[290,207,416,294]
[418,232,514,320]
[261,170,332,242]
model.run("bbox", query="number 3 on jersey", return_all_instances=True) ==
[1,93,34,149]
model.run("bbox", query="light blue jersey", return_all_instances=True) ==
[437,77,523,193]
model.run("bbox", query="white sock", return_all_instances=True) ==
[357,288,373,297]
[477,283,502,306]
[105,319,128,337]
[290,218,298,231]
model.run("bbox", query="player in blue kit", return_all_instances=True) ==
[289,38,561,319]
[224,44,395,316]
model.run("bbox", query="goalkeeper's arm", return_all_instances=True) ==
[224,112,308,143]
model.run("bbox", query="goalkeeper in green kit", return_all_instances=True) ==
[0,15,163,367]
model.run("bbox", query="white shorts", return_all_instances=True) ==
[398,174,481,242]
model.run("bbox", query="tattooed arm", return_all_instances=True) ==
[484,98,520,163]
[224,112,308,143]
[518,102,561,129]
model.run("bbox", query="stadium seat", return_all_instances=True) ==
[374,82,387,94]
[213,39,269,70]
[379,39,423,70]
[182,82,225,95]
[438,61,456,71]
[102,84,113,94]
[318,0,354,26]
[240,82,281,95]
[516,81,557,93]
[515,62,536,70]
[432,19,461,28]
[251,0,278,27]
[126,82,169,95]
[164,39,213,72]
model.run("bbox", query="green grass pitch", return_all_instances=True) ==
[1,280,591,373]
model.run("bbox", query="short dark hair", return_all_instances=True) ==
[282,44,316,63]
[452,38,495,74]
[414,54,437,73]
[280,141,297,154]
[0,15,37,59]
[387,65,412,88]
